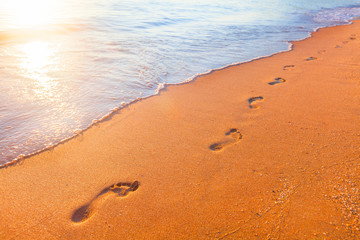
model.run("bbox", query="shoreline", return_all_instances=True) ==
[1,20,360,239]
[1,20,353,169]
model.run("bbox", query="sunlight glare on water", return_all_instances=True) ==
[20,41,55,84]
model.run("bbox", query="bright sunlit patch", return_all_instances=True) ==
[20,41,58,99]
[2,0,61,28]
[21,41,54,75]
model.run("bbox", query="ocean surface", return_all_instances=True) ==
[0,0,360,164]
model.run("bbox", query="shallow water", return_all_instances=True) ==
[0,0,360,164]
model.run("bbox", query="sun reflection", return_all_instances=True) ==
[21,41,53,78]
[2,0,61,28]
[21,41,54,71]
[20,41,58,99]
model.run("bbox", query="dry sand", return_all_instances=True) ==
[1,20,360,239]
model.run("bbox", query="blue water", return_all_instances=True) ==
[0,0,360,164]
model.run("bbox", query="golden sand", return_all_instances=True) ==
[1,21,360,239]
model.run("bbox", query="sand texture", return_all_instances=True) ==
[1,21,360,239]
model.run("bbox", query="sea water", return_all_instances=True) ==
[0,0,360,164]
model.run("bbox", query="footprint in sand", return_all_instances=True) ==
[318,50,326,54]
[248,96,264,109]
[335,45,342,48]
[268,77,286,86]
[350,34,357,40]
[342,41,348,44]
[71,181,139,223]
[283,65,295,71]
[305,56,317,61]
[209,128,242,152]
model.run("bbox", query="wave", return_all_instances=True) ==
[310,7,360,24]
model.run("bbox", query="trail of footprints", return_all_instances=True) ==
[72,39,350,224]
[336,35,357,48]
[72,181,139,223]
[210,47,326,152]
[210,35,355,152]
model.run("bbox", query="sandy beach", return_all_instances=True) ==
[1,20,360,239]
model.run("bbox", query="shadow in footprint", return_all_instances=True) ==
[305,57,317,61]
[268,77,286,86]
[248,96,264,109]
[71,181,139,223]
[210,128,242,152]
[283,65,295,71]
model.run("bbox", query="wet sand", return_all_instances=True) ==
[1,21,360,239]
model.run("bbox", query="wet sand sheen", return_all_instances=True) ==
[0,21,360,239]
